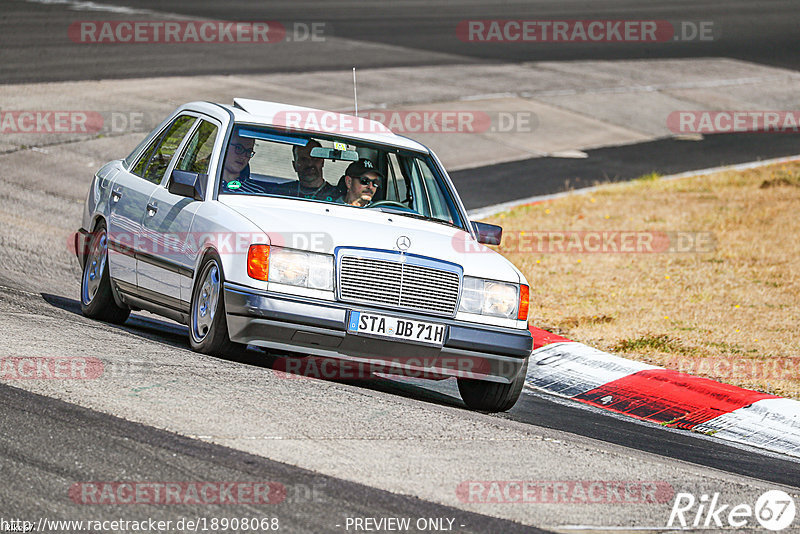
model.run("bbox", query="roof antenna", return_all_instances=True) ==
[352,67,358,117]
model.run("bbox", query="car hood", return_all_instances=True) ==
[219,196,522,283]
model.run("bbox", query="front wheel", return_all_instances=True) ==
[189,253,245,357]
[80,222,130,324]
[457,357,528,412]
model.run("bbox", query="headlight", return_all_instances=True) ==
[459,277,526,320]
[247,245,334,291]
[270,247,333,290]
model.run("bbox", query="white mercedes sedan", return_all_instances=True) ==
[75,99,532,412]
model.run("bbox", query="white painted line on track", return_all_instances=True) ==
[523,338,800,459]
[696,398,800,458]
[469,153,800,220]
[526,342,659,398]
[24,0,200,20]
[522,388,800,464]
[527,73,800,97]
[555,526,684,531]
[460,73,800,100]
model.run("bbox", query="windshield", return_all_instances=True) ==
[217,125,465,229]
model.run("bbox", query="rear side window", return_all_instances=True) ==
[132,115,196,184]
[175,120,218,174]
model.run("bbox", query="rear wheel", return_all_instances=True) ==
[80,221,130,324]
[457,357,528,412]
[189,252,245,357]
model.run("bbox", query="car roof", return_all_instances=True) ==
[214,98,429,152]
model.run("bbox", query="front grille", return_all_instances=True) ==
[339,255,460,316]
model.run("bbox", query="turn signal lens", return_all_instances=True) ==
[247,244,270,281]
[517,284,529,321]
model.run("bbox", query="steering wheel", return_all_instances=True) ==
[367,200,413,210]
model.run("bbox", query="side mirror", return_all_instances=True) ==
[168,169,206,201]
[471,221,503,245]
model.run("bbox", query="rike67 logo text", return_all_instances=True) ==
[668,490,796,531]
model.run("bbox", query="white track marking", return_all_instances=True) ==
[469,154,800,220]
[526,341,660,398]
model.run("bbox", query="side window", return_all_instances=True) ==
[132,115,196,184]
[385,153,409,205]
[131,136,160,178]
[403,157,430,215]
[399,156,456,224]
[417,160,453,221]
[124,132,154,169]
[175,120,218,174]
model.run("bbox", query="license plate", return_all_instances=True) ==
[347,311,446,346]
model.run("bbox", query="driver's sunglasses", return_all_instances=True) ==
[230,143,256,158]
[358,177,381,188]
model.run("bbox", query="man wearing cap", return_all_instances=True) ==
[338,159,383,207]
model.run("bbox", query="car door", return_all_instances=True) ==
[106,114,196,294]
[138,117,220,309]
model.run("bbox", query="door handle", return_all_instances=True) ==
[111,190,123,203]
[146,203,158,216]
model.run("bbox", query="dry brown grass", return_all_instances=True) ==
[482,162,800,398]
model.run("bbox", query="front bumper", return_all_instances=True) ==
[224,282,532,384]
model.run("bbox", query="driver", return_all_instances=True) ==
[337,159,382,207]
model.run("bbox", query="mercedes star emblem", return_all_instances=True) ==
[396,235,411,251]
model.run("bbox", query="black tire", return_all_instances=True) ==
[80,221,130,324]
[457,357,529,412]
[188,252,245,357]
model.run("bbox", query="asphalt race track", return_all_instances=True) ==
[453,131,800,210]
[4,0,800,82]
[1,1,799,532]
[0,384,542,534]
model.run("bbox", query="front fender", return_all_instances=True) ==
[184,200,270,301]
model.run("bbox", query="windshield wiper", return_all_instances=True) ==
[375,207,461,229]
[375,206,427,219]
